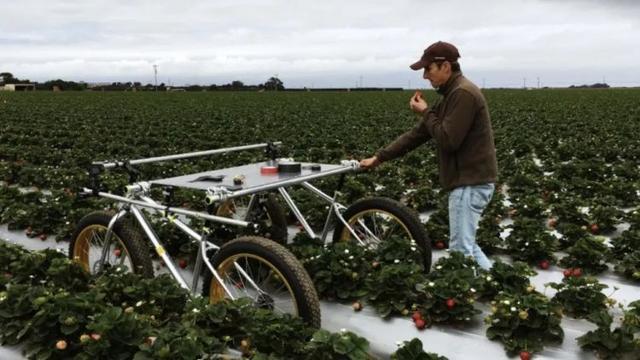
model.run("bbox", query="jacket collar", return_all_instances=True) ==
[436,71,463,95]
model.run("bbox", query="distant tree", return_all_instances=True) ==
[231,80,245,89]
[185,85,203,91]
[1,72,30,85]
[264,76,284,91]
[37,79,87,91]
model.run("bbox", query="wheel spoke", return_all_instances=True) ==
[213,253,297,319]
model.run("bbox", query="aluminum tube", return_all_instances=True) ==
[96,142,282,169]
[96,209,128,273]
[200,241,235,300]
[300,182,347,210]
[84,188,250,227]
[130,205,190,290]
[277,188,317,239]
[139,196,205,242]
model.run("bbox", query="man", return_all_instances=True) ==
[360,41,498,270]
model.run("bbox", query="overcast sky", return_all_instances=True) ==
[1,0,639,88]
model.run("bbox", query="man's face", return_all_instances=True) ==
[423,62,451,88]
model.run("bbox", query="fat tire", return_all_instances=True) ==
[68,211,154,278]
[333,197,432,271]
[202,235,321,328]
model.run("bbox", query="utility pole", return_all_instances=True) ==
[153,64,158,91]
[274,73,279,91]
[523,77,527,89]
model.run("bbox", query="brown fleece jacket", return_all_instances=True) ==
[376,72,497,190]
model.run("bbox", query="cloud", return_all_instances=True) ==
[1,0,638,87]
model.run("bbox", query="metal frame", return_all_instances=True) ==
[82,142,370,300]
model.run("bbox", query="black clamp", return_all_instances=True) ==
[88,164,103,196]
[120,160,140,184]
[162,186,174,217]
[265,141,279,162]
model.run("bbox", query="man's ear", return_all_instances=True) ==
[443,61,452,73]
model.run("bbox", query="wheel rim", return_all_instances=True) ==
[338,209,412,247]
[72,224,135,274]
[209,253,299,317]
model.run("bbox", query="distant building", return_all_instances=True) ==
[0,84,36,91]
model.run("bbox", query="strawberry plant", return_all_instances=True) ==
[485,292,564,357]
[0,241,379,359]
[505,217,558,265]
[391,338,448,360]
[558,236,610,274]
[474,260,537,300]
[289,235,371,301]
[510,194,547,220]
[546,276,611,319]
[608,228,640,276]
[476,214,504,255]
[613,250,640,281]
[364,236,427,318]
[588,204,623,234]
[424,198,449,249]
[415,253,482,324]
[365,262,425,318]
[303,329,370,360]
[577,306,640,360]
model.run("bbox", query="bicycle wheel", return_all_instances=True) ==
[202,236,321,328]
[332,197,432,271]
[211,193,288,244]
[69,211,153,277]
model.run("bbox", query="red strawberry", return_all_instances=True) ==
[114,249,122,257]
[538,259,550,270]
[446,298,456,310]
[411,311,422,322]
[435,241,445,250]
[590,224,599,234]
[520,351,531,360]
[26,226,33,236]
[563,268,573,277]
[178,259,188,269]
[572,267,582,277]
[414,318,426,330]
[547,218,558,228]
[39,233,47,241]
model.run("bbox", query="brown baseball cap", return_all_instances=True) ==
[410,41,461,70]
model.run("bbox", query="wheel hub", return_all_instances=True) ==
[255,292,275,310]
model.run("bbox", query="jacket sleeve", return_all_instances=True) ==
[375,118,431,162]
[424,89,477,152]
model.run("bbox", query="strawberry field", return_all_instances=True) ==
[1,89,640,359]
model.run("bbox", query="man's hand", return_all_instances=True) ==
[410,90,428,114]
[360,156,380,169]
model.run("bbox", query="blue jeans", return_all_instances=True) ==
[448,183,495,270]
